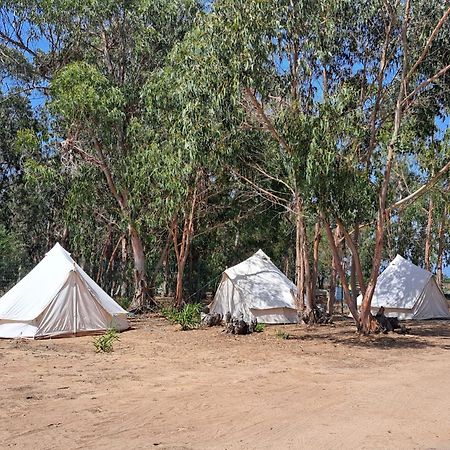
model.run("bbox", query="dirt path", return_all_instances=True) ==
[1,316,450,449]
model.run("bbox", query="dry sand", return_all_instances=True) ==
[1,316,450,450]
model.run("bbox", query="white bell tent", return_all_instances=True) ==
[209,249,298,324]
[358,254,450,320]
[0,243,129,339]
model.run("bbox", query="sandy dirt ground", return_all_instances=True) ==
[1,316,450,450]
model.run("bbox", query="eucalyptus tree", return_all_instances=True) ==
[0,0,202,308]
[301,1,450,331]
[171,0,450,330]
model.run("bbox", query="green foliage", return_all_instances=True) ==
[276,330,290,340]
[93,328,120,353]
[0,225,28,294]
[254,322,265,333]
[0,0,449,314]
[161,303,202,330]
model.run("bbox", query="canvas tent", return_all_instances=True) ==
[0,243,129,339]
[209,249,298,324]
[357,254,450,320]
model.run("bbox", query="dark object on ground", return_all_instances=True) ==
[202,305,210,315]
[387,317,400,330]
[375,306,393,333]
[202,313,222,327]
[384,316,409,334]
[315,305,333,324]
[225,314,257,335]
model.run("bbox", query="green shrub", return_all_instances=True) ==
[161,303,202,330]
[177,303,202,330]
[93,328,119,353]
[276,330,290,340]
[255,322,265,333]
[161,305,179,323]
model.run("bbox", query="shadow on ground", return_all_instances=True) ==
[280,319,450,350]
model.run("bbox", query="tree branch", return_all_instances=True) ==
[405,6,450,81]
[402,64,450,107]
[243,87,294,154]
[388,158,450,212]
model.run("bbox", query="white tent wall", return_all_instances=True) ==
[412,278,450,320]
[360,254,450,320]
[35,271,126,338]
[209,250,298,324]
[250,308,299,324]
[0,243,129,339]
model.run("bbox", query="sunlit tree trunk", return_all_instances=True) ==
[173,172,201,307]
[311,221,321,310]
[436,204,447,287]
[295,194,305,312]
[128,222,149,310]
[327,227,338,316]
[424,196,434,271]
[322,216,359,322]
[350,223,360,303]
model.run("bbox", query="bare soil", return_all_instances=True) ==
[1,316,450,449]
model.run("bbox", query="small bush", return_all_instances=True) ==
[93,328,119,353]
[254,322,265,333]
[276,330,290,340]
[161,303,202,330]
[161,305,179,323]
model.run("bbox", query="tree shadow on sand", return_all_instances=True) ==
[283,319,450,350]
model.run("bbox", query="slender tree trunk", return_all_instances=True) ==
[302,231,314,323]
[128,222,151,311]
[322,216,359,322]
[311,221,321,308]
[120,235,128,297]
[173,172,201,307]
[327,227,339,315]
[350,223,360,303]
[149,233,171,297]
[295,194,305,312]
[296,198,314,322]
[61,226,69,249]
[436,204,447,287]
[424,196,434,271]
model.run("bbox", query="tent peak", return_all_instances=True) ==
[254,249,271,260]
[46,242,72,257]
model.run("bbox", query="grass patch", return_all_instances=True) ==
[254,322,265,333]
[93,328,119,353]
[161,303,202,330]
[276,330,290,340]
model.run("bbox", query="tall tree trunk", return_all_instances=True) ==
[424,196,434,271]
[322,216,359,322]
[283,254,290,278]
[436,204,447,287]
[299,208,314,323]
[350,223,360,303]
[295,194,305,312]
[173,172,201,307]
[120,235,128,297]
[128,223,150,311]
[149,233,171,297]
[327,227,339,316]
[311,221,321,309]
